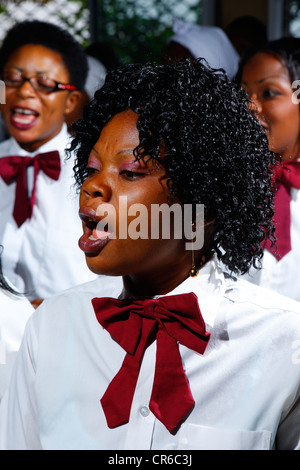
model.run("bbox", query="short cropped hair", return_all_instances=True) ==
[236,37,300,85]
[0,20,88,90]
[70,59,276,275]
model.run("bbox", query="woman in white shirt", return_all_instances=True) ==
[0,59,299,450]
[238,38,300,301]
[0,20,96,305]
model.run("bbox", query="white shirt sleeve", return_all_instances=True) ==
[0,315,41,450]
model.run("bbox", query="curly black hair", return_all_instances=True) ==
[69,58,276,275]
[0,20,88,91]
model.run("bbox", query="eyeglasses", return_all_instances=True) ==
[1,71,77,94]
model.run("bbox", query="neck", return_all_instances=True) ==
[16,124,64,153]
[119,249,212,300]
[120,270,188,300]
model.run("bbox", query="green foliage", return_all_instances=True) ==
[94,0,202,64]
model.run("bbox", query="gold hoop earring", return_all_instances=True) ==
[188,221,207,277]
[189,221,198,277]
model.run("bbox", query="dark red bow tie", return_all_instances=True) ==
[264,161,300,260]
[0,151,61,227]
[92,292,210,432]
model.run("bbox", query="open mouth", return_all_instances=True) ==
[10,106,39,129]
[78,207,114,255]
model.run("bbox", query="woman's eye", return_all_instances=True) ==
[121,170,146,180]
[262,89,280,99]
[85,167,98,177]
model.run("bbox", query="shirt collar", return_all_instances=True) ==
[157,256,227,329]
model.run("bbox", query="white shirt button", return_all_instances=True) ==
[139,406,150,417]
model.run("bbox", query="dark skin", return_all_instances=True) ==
[78,110,213,299]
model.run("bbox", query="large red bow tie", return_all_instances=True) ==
[265,161,300,261]
[0,151,61,227]
[92,293,210,432]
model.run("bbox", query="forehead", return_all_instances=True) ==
[4,44,68,76]
[242,52,290,83]
[96,110,140,149]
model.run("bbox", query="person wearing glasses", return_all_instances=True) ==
[0,20,98,307]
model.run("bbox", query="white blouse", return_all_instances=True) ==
[0,259,299,450]
[0,287,33,401]
[0,124,96,301]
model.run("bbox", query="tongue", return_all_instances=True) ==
[13,111,37,125]
[92,228,111,240]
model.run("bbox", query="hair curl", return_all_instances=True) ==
[69,59,276,275]
[0,20,88,91]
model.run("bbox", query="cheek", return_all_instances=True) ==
[275,103,300,135]
[1,90,15,119]
[41,95,68,117]
[265,101,298,132]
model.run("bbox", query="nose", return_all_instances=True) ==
[81,173,112,203]
[247,93,263,117]
[17,78,37,98]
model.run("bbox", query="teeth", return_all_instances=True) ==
[13,108,36,115]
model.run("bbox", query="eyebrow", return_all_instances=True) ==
[242,74,288,86]
[116,149,136,157]
[7,66,50,75]
[91,147,137,161]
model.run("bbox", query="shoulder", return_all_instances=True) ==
[22,276,123,365]
[29,275,123,329]
[222,275,300,336]
[50,274,122,301]
[225,275,300,313]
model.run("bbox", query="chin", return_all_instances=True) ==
[85,257,123,277]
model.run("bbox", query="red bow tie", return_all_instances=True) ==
[92,292,210,432]
[264,161,300,261]
[0,151,61,227]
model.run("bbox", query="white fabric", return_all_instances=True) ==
[85,56,106,100]
[0,258,299,450]
[170,19,240,79]
[0,124,96,300]
[243,186,300,301]
[0,288,33,402]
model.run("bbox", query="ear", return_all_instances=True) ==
[64,90,82,116]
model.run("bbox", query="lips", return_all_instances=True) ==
[10,106,39,130]
[78,206,114,256]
